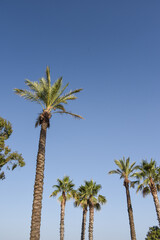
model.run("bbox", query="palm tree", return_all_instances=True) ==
[84,180,106,240]
[50,176,75,240]
[74,185,89,240]
[14,67,83,240]
[108,157,138,240]
[133,159,160,226]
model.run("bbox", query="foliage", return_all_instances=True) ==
[50,176,75,203]
[0,117,25,180]
[108,157,139,186]
[14,66,83,127]
[145,226,160,240]
[84,180,107,209]
[74,184,89,210]
[133,159,160,197]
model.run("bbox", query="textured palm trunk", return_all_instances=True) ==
[60,200,65,240]
[81,208,87,240]
[89,205,94,240]
[124,182,136,240]
[30,121,48,240]
[150,180,160,226]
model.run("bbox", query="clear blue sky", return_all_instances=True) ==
[1,0,160,239]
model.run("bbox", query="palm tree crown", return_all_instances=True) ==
[50,176,75,202]
[14,66,83,127]
[133,159,160,196]
[108,157,139,186]
[133,159,160,226]
[74,185,88,210]
[84,180,106,209]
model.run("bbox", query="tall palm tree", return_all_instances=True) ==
[14,67,83,240]
[74,185,89,240]
[133,159,160,226]
[84,180,106,240]
[108,157,138,240]
[50,176,75,240]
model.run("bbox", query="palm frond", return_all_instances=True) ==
[94,203,101,211]
[54,104,66,112]
[50,189,59,198]
[50,77,63,105]
[53,111,83,119]
[14,89,44,109]
[46,66,51,88]
[25,80,40,93]
[114,160,123,170]
[98,195,107,204]
[108,170,120,175]
[142,186,150,197]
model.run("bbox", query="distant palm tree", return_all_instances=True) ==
[74,185,89,240]
[133,159,160,226]
[14,67,83,240]
[50,176,75,240]
[84,180,106,240]
[109,157,138,240]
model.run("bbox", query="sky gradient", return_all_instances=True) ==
[1,1,160,239]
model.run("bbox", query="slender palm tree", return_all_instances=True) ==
[84,180,106,240]
[14,67,83,240]
[50,176,75,240]
[108,157,138,240]
[133,159,160,226]
[74,185,89,240]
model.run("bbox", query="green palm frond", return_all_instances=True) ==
[46,66,51,88]
[14,89,44,109]
[94,203,101,211]
[58,195,63,202]
[142,186,151,197]
[136,183,143,193]
[50,77,63,105]
[126,157,130,172]
[25,80,40,93]
[53,111,84,119]
[54,104,66,112]
[108,170,120,175]
[49,189,59,198]
[130,180,139,188]
[98,195,107,204]
[114,160,123,170]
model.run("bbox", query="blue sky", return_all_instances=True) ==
[1,0,160,239]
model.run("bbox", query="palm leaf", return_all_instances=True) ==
[142,186,150,197]
[114,160,123,170]
[14,89,44,109]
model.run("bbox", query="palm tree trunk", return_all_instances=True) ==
[150,181,160,226]
[81,208,87,240]
[60,201,65,240]
[125,182,136,240]
[30,121,48,240]
[89,205,94,240]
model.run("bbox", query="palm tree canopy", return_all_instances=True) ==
[108,157,139,185]
[84,180,107,210]
[74,185,89,210]
[50,176,75,202]
[133,159,160,197]
[14,66,83,126]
